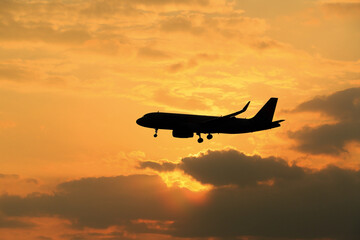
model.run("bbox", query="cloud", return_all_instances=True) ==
[289,121,360,155]
[289,87,360,155]
[165,53,219,73]
[166,62,187,73]
[321,1,360,17]
[152,89,211,110]
[252,38,283,50]
[0,173,39,196]
[132,0,209,6]
[0,175,180,229]
[141,149,360,239]
[137,46,171,59]
[141,149,305,187]
[139,161,176,172]
[0,63,35,83]
[80,0,210,19]
[0,19,91,44]
[180,150,305,186]
[80,0,141,17]
[170,165,360,239]
[159,12,268,40]
[0,213,34,228]
[0,147,360,239]
[36,236,53,240]
[0,173,19,179]
[2,150,360,239]
[292,87,360,120]
[60,232,132,240]
[160,16,204,35]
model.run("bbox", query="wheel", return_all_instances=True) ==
[197,138,204,143]
[207,134,213,140]
[154,128,158,138]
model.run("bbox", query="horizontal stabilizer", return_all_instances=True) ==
[273,120,285,124]
[271,119,285,128]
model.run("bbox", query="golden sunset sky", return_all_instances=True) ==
[1,0,360,239]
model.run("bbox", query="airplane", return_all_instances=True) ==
[136,97,284,143]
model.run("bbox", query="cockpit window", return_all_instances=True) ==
[143,112,156,118]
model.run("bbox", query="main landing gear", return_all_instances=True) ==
[154,128,158,138]
[197,133,203,143]
[197,133,213,143]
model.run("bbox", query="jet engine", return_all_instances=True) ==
[172,129,194,138]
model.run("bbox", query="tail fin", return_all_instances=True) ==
[252,98,278,122]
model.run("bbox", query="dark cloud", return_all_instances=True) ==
[0,175,181,229]
[171,165,360,239]
[139,161,176,172]
[0,213,34,228]
[180,150,305,186]
[289,87,360,155]
[293,87,360,121]
[2,150,360,239]
[142,149,360,239]
[61,232,133,240]
[141,149,305,187]
[289,121,360,155]
[36,236,53,240]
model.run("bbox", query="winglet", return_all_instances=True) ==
[224,101,250,118]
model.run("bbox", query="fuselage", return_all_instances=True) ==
[136,112,280,134]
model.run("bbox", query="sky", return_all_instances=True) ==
[0,0,360,239]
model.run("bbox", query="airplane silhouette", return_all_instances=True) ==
[136,98,284,143]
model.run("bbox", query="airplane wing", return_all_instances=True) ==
[222,101,250,118]
[204,101,250,126]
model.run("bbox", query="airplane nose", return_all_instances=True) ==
[136,117,144,126]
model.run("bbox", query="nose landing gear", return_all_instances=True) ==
[154,128,158,138]
[207,134,213,140]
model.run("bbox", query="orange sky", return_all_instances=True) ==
[0,0,360,239]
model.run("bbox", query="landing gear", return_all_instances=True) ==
[197,133,203,143]
[207,134,213,140]
[154,128,158,138]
